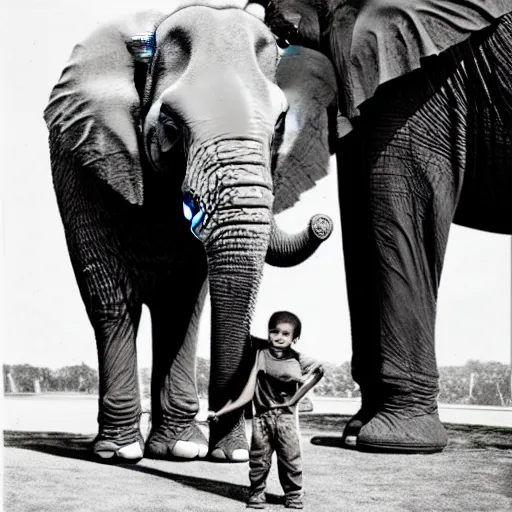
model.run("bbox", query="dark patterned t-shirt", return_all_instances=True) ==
[253,348,317,416]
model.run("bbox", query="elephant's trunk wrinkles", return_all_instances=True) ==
[265,214,334,267]
[186,140,274,409]
[207,234,270,411]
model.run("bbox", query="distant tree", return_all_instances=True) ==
[3,365,15,392]
[314,362,358,398]
[5,364,42,392]
[76,363,98,393]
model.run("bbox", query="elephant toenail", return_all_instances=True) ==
[231,449,249,461]
[210,448,227,460]
[171,441,199,459]
[197,445,208,458]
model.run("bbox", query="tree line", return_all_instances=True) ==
[4,359,511,406]
[3,363,97,394]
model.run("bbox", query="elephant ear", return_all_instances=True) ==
[272,45,338,215]
[44,10,166,206]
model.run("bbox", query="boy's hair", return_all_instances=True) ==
[268,311,302,339]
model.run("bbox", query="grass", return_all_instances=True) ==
[4,415,512,512]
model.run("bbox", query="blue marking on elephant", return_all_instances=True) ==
[191,209,204,232]
[183,196,205,239]
[283,45,300,56]
[183,202,193,221]
[130,32,155,63]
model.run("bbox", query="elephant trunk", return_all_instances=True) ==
[265,213,333,267]
[206,219,271,411]
[182,141,273,410]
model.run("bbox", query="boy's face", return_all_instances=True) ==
[268,321,297,350]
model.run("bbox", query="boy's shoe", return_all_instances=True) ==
[285,497,304,509]
[246,493,266,509]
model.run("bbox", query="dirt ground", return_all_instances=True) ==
[4,415,512,512]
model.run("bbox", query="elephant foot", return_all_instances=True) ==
[209,414,249,462]
[92,423,144,464]
[356,408,448,454]
[145,422,208,460]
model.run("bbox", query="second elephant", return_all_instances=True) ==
[264,0,512,453]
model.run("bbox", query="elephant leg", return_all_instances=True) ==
[337,126,382,446]
[339,13,512,452]
[356,147,453,452]
[207,322,252,462]
[352,62,480,453]
[354,17,512,453]
[209,412,250,462]
[86,276,144,463]
[145,270,209,460]
[208,350,252,462]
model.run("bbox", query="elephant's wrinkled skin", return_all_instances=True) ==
[44,3,337,463]
[263,0,512,453]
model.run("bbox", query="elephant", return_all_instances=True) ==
[44,2,338,463]
[260,0,512,453]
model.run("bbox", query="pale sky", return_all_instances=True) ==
[1,0,510,371]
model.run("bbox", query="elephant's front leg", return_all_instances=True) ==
[206,271,256,463]
[89,297,144,463]
[337,128,382,447]
[208,393,251,462]
[343,65,476,453]
[145,268,209,460]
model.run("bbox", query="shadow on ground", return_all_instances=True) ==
[5,413,512,459]
[3,430,286,505]
[4,415,512,512]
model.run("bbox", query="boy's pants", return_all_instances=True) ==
[249,410,302,500]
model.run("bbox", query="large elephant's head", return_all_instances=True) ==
[44,2,338,410]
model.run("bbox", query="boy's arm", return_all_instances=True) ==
[208,352,261,420]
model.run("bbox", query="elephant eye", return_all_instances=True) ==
[275,111,287,134]
[158,106,182,153]
[276,37,290,49]
[275,36,291,56]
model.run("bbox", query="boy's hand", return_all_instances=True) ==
[207,411,219,423]
[301,364,324,384]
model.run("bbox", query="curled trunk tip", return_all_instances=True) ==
[265,213,333,268]
[309,214,333,241]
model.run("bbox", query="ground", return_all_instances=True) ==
[4,415,512,512]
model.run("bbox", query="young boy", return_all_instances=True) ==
[208,311,324,510]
